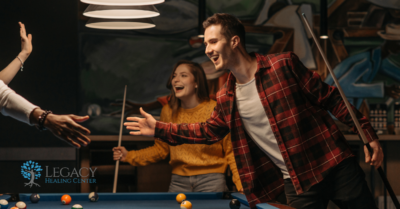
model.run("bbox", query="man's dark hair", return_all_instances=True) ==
[203,13,246,48]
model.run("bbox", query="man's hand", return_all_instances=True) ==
[30,108,91,148]
[112,146,128,162]
[19,22,32,61]
[124,107,156,137]
[364,139,383,169]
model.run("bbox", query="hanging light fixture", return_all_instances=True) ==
[81,0,164,6]
[85,18,155,30]
[84,5,159,19]
[81,0,163,29]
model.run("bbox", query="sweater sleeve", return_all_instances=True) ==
[222,133,242,191]
[125,105,171,166]
[0,80,38,125]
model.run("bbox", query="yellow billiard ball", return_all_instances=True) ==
[176,193,186,204]
[180,200,192,209]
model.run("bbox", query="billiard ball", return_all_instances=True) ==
[88,191,99,202]
[10,207,18,209]
[61,194,72,205]
[176,193,186,204]
[71,204,83,209]
[180,200,192,209]
[15,201,26,209]
[0,199,8,209]
[229,199,241,209]
[30,193,40,203]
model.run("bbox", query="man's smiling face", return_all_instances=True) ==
[204,24,234,71]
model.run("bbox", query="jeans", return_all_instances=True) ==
[168,173,228,192]
[284,157,377,209]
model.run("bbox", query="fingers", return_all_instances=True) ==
[139,107,151,118]
[364,143,384,169]
[130,131,142,136]
[59,132,81,148]
[74,122,91,135]
[371,148,383,169]
[19,22,26,36]
[63,127,90,147]
[126,126,140,131]
[70,115,90,123]
[364,145,371,164]
[66,117,91,135]
[113,150,123,160]
[139,107,155,119]
[72,131,91,146]
[112,147,126,161]
[126,117,141,122]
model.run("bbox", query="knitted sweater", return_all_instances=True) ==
[125,100,242,190]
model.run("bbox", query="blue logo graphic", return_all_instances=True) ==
[21,160,42,187]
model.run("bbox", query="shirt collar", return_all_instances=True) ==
[226,52,270,95]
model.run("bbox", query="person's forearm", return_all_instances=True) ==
[155,121,228,145]
[29,107,45,125]
[0,52,29,84]
[0,80,38,124]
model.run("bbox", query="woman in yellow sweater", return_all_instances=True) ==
[113,60,242,192]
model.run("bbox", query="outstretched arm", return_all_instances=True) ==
[0,80,91,148]
[125,105,230,145]
[0,22,32,84]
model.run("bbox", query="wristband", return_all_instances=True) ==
[17,56,24,71]
[37,110,52,131]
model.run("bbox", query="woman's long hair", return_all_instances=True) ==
[166,60,210,119]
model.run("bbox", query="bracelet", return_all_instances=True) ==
[17,56,24,71]
[37,110,52,131]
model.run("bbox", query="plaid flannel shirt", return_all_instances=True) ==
[155,52,378,209]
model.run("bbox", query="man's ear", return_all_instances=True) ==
[231,35,240,49]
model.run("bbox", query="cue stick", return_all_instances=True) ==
[113,85,127,193]
[301,13,400,209]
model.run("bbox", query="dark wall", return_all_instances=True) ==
[0,0,80,147]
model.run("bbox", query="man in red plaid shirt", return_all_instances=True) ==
[125,14,383,209]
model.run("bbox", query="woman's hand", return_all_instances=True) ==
[19,22,32,60]
[113,146,128,162]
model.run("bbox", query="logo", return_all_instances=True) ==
[20,161,97,188]
[21,161,42,188]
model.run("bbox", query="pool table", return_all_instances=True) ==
[7,193,293,209]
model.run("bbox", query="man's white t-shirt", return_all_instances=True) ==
[236,78,290,179]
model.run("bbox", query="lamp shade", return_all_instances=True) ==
[84,5,159,19]
[80,0,164,6]
[85,18,155,29]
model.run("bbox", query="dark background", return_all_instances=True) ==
[0,0,80,147]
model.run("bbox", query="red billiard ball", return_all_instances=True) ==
[61,194,72,205]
